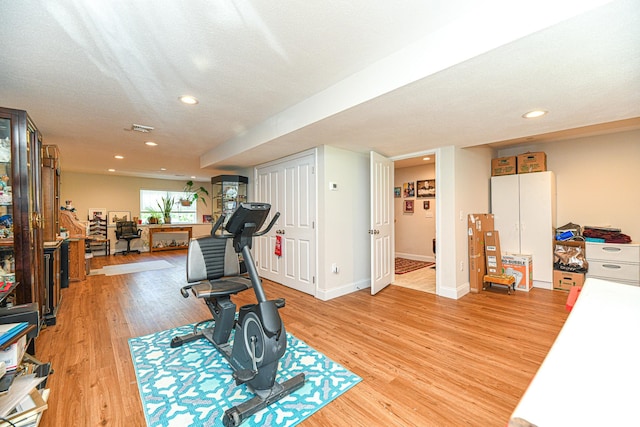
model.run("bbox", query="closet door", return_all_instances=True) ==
[255,151,316,296]
[519,171,556,287]
[490,174,520,254]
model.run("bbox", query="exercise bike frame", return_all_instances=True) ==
[171,204,305,427]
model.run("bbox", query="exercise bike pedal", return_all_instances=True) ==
[233,368,257,384]
[274,298,285,309]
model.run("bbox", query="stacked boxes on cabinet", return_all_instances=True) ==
[491,152,547,177]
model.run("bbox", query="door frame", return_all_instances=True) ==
[390,149,440,295]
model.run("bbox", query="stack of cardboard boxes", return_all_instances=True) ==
[468,213,493,293]
[491,151,547,176]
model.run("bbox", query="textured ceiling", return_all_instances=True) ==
[0,0,638,181]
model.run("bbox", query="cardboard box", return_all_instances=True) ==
[484,230,503,275]
[553,270,585,291]
[502,254,533,291]
[517,152,547,174]
[0,334,27,370]
[491,156,517,176]
[468,214,494,293]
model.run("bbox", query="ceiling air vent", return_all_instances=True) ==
[131,124,154,133]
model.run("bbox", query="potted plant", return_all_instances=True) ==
[147,212,161,224]
[181,180,209,207]
[157,194,175,224]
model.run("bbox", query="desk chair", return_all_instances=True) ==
[115,221,142,255]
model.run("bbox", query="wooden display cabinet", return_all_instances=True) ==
[0,107,45,316]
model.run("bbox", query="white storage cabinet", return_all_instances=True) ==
[585,242,640,286]
[491,171,556,289]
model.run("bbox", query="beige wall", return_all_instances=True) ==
[60,172,215,252]
[394,163,436,261]
[497,129,640,240]
[60,172,213,223]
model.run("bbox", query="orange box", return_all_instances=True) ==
[517,152,547,174]
[484,230,503,275]
[468,214,494,293]
[553,270,585,291]
[491,156,517,176]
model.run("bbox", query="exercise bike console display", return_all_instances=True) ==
[171,202,305,426]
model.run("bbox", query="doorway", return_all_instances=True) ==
[392,154,437,293]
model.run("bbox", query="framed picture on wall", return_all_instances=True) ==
[417,179,436,198]
[88,208,106,220]
[108,211,131,226]
[404,200,414,213]
[423,201,430,210]
[403,182,415,198]
[394,187,401,198]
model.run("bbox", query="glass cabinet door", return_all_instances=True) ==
[212,175,248,224]
[0,116,17,304]
[0,107,44,313]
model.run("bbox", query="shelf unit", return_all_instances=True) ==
[212,175,248,223]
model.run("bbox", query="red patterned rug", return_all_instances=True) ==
[395,258,435,275]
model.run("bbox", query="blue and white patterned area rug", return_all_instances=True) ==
[129,322,361,427]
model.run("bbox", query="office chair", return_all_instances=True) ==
[115,221,142,255]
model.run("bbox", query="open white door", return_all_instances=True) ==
[370,151,394,295]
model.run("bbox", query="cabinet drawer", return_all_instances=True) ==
[586,242,640,263]
[587,260,640,282]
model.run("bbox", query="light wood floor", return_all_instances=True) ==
[393,265,436,293]
[34,252,569,426]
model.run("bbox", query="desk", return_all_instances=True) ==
[149,226,192,252]
[510,278,640,426]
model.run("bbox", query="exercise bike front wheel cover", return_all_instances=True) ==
[242,312,266,364]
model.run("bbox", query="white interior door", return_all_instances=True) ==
[255,152,316,295]
[370,151,394,295]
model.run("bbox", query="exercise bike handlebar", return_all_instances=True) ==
[210,211,280,238]
[254,212,280,237]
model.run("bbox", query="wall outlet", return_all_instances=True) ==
[331,263,339,273]
[460,261,464,271]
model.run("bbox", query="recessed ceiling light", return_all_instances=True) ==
[423,157,431,161]
[190,176,196,179]
[522,110,548,119]
[160,168,167,171]
[145,141,158,146]
[108,169,116,172]
[179,95,199,105]
[114,155,124,159]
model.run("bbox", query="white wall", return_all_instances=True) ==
[455,145,495,296]
[497,129,640,240]
[316,146,370,300]
[394,163,436,261]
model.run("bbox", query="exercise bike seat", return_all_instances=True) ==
[191,277,252,299]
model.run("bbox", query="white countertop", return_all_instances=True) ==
[510,278,640,426]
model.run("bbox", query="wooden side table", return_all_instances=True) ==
[149,226,192,252]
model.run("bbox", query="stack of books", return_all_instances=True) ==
[0,323,29,373]
[0,323,29,348]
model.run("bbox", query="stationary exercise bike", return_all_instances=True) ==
[170,202,305,426]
